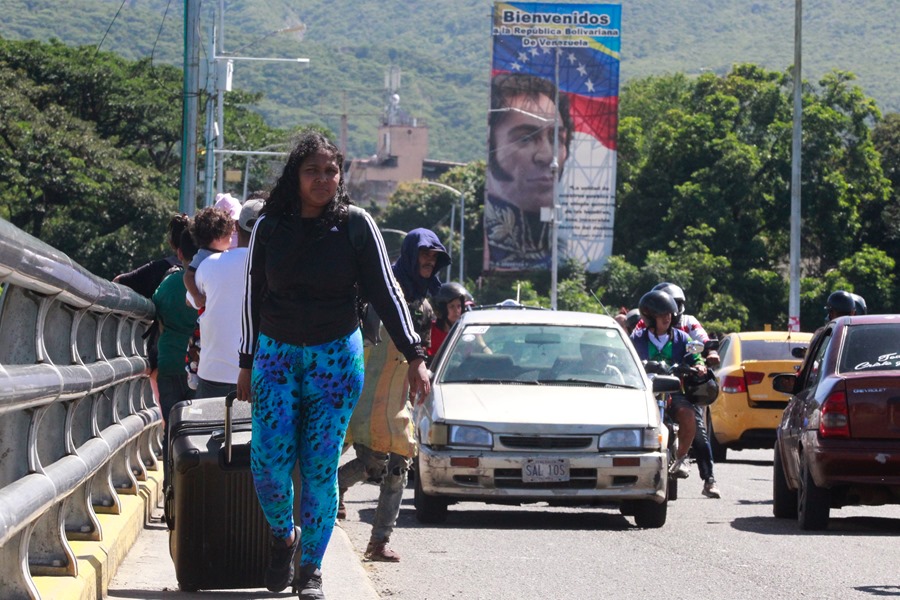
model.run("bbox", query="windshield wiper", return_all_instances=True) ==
[556,378,640,389]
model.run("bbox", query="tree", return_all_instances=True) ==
[0,37,299,277]
[871,112,900,301]
[0,65,171,277]
[614,64,894,330]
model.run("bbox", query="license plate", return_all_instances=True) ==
[522,458,570,483]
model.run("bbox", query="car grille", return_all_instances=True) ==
[498,436,594,450]
[494,468,597,489]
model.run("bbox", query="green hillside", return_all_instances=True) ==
[1,0,897,162]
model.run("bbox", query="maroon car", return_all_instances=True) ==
[772,315,900,530]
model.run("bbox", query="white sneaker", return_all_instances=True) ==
[669,455,690,479]
[702,477,721,498]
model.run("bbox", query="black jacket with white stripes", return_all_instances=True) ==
[239,206,425,368]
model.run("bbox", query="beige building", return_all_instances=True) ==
[347,92,462,209]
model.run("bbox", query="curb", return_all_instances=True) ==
[323,524,381,600]
[35,465,381,599]
[33,473,160,600]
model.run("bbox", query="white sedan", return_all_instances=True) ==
[414,308,679,528]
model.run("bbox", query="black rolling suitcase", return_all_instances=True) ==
[167,391,300,591]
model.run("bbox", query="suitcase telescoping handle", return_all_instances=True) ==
[225,390,237,464]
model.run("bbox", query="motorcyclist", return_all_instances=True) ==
[649,282,720,366]
[851,293,867,316]
[825,290,857,321]
[630,290,707,480]
[429,282,470,357]
[621,308,641,335]
[796,291,866,363]
[634,282,722,498]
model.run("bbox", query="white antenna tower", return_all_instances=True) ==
[384,66,402,125]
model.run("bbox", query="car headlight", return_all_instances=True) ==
[598,428,661,450]
[448,425,493,448]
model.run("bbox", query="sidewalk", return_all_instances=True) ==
[72,468,378,600]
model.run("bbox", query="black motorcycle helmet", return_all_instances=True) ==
[639,290,678,331]
[433,282,470,319]
[684,371,720,406]
[851,292,867,316]
[825,290,856,319]
[652,282,686,321]
[624,308,641,333]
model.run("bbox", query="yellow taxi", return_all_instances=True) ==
[707,331,813,461]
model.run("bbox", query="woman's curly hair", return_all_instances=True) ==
[167,213,191,251]
[264,130,350,242]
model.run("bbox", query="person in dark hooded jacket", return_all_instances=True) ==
[390,228,451,329]
[338,228,449,562]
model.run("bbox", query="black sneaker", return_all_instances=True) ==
[265,525,300,593]
[293,564,325,599]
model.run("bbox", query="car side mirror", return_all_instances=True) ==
[772,373,797,394]
[651,375,682,394]
[791,346,807,359]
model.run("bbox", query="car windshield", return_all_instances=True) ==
[438,323,645,388]
[741,339,807,361]
[838,323,900,373]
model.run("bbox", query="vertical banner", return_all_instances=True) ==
[484,2,621,272]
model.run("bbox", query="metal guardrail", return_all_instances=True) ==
[0,218,159,599]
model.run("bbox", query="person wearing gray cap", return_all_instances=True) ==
[186,192,266,399]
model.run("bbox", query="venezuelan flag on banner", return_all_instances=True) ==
[485,2,621,273]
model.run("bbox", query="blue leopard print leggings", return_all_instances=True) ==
[250,330,365,568]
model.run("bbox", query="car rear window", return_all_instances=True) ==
[740,339,806,361]
[839,323,900,372]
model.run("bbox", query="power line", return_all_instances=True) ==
[95,0,128,55]
[150,0,174,67]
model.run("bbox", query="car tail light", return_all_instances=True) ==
[744,371,765,386]
[721,375,746,394]
[819,391,850,438]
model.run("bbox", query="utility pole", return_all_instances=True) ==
[789,0,802,331]
[203,19,218,208]
[216,0,226,197]
[179,0,201,215]
[202,2,308,204]
[549,48,561,311]
[340,91,349,157]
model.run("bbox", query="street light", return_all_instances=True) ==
[411,181,466,283]
[227,23,307,55]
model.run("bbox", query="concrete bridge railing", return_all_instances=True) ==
[0,217,160,599]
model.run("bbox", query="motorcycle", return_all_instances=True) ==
[643,340,719,500]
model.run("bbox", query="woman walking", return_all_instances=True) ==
[237,131,429,599]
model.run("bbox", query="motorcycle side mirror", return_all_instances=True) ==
[791,346,807,359]
[704,339,719,352]
[686,340,705,355]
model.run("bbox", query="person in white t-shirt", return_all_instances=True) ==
[188,195,265,399]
